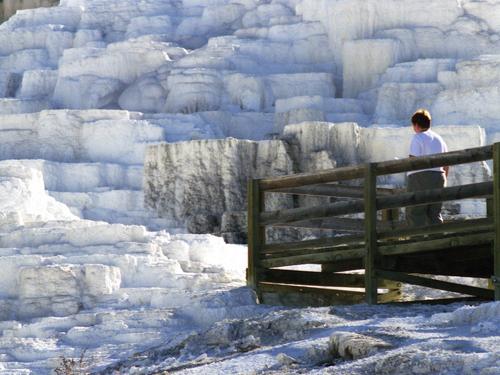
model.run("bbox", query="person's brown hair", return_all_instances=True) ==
[411,109,431,130]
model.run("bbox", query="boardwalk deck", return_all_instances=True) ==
[247,143,499,306]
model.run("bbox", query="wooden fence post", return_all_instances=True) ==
[364,163,378,304]
[493,143,500,300]
[487,198,494,218]
[487,197,494,291]
[247,179,264,295]
[382,208,400,229]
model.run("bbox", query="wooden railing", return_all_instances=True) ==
[247,143,500,305]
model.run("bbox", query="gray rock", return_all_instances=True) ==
[144,137,294,235]
[329,331,393,360]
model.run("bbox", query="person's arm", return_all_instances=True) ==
[409,136,420,158]
[442,141,449,178]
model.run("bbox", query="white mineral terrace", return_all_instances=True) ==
[0,0,499,373]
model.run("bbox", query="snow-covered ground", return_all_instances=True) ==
[0,0,499,373]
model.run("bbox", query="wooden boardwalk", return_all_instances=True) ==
[247,143,500,306]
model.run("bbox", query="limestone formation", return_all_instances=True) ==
[145,122,490,241]
[144,138,295,235]
[0,0,499,373]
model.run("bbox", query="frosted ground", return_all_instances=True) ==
[0,0,499,373]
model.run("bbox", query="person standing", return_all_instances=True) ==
[407,109,449,227]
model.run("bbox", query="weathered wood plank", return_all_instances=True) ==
[487,197,494,218]
[271,217,366,232]
[321,259,364,273]
[378,217,493,240]
[374,145,492,176]
[259,283,401,307]
[377,181,492,211]
[262,235,364,254]
[258,283,367,307]
[260,199,364,226]
[272,217,396,232]
[258,145,492,190]
[259,165,366,191]
[259,269,400,289]
[260,248,366,268]
[385,297,484,305]
[381,208,401,229]
[493,142,500,300]
[380,245,493,278]
[378,232,493,256]
[269,184,364,198]
[262,243,364,259]
[268,184,398,198]
[260,181,492,226]
[376,270,494,299]
[262,226,491,269]
[364,163,378,304]
[261,269,365,287]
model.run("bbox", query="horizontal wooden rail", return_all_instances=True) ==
[261,181,492,226]
[272,217,365,232]
[261,199,364,225]
[260,269,400,288]
[268,184,398,198]
[377,181,492,211]
[378,232,493,256]
[272,217,396,232]
[374,145,492,176]
[258,283,368,305]
[262,235,365,254]
[378,217,493,240]
[260,165,365,191]
[261,248,365,268]
[259,145,492,190]
[264,221,492,260]
[263,242,364,259]
[322,259,364,273]
[380,246,492,278]
[377,270,494,299]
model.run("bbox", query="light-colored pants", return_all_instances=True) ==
[406,171,446,227]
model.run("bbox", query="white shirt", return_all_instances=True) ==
[408,129,448,175]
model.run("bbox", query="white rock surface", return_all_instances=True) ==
[0,108,278,229]
[0,161,77,227]
[18,264,121,317]
[0,0,499,373]
[1,0,500,140]
[0,160,254,373]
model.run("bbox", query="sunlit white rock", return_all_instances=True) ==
[0,161,77,226]
[18,69,57,98]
